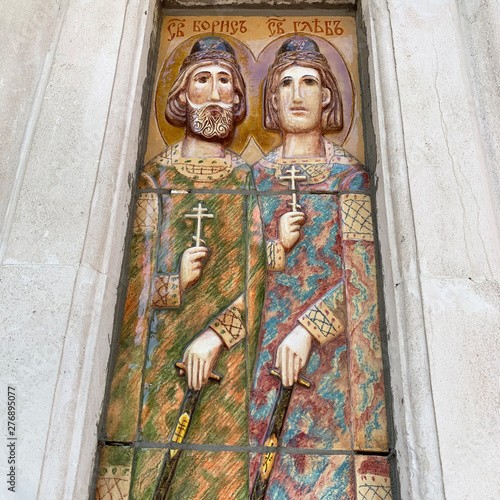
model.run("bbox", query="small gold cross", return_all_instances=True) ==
[183,202,214,247]
[278,165,307,211]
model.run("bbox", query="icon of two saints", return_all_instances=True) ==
[103,35,388,499]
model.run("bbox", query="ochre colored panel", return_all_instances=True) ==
[341,194,374,242]
[134,192,159,234]
[130,449,248,500]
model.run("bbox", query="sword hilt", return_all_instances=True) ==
[270,368,311,389]
[175,361,222,383]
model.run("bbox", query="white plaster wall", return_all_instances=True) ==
[0,0,62,250]
[363,0,500,498]
[0,0,158,498]
[459,0,500,219]
[0,266,77,498]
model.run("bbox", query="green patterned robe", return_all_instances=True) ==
[96,142,265,500]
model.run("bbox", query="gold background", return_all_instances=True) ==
[144,15,364,165]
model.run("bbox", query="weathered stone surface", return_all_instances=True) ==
[163,0,354,5]
[365,0,500,499]
[0,265,76,499]
[387,0,500,280]
[0,0,62,256]
[459,0,500,242]
[2,0,132,267]
[422,276,500,500]
[35,0,158,498]
[0,0,157,498]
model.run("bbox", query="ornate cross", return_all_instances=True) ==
[183,202,214,247]
[278,165,307,212]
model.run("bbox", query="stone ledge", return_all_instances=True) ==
[162,0,355,7]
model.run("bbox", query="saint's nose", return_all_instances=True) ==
[210,81,221,101]
[292,81,303,103]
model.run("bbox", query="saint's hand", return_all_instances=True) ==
[275,324,313,387]
[180,246,208,291]
[182,328,223,391]
[279,211,306,252]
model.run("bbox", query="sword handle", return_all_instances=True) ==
[269,368,311,389]
[175,361,222,383]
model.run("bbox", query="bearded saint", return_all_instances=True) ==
[97,36,265,499]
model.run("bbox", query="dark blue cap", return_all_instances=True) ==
[277,36,321,55]
[189,36,236,56]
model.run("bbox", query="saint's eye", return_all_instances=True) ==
[280,78,293,87]
[195,75,209,83]
[219,77,230,84]
[303,78,318,86]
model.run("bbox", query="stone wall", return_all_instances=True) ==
[362,1,500,498]
[0,0,158,497]
[0,0,499,498]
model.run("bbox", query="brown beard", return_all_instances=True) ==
[187,102,234,140]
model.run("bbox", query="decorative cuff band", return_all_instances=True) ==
[151,275,181,308]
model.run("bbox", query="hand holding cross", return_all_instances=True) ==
[183,202,215,247]
[278,165,307,212]
[179,203,214,292]
[277,167,307,252]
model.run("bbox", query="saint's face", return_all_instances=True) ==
[187,64,236,106]
[274,65,328,134]
[184,63,238,140]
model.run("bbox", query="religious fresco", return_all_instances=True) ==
[95,14,392,500]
